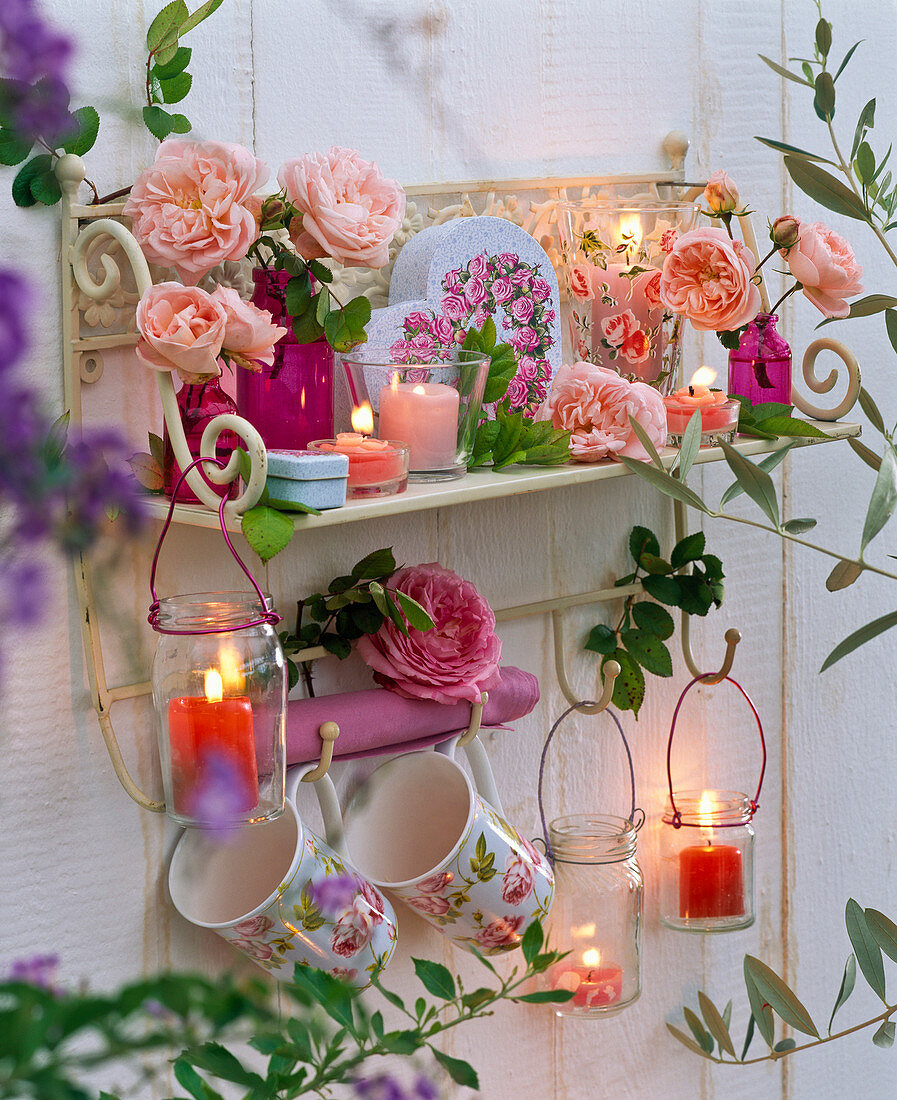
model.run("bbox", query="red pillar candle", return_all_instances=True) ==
[679,843,744,919]
[168,668,258,816]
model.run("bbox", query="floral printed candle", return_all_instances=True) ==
[664,367,739,444]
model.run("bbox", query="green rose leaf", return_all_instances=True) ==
[147,0,187,52]
[413,958,456,1000]
[180,0,225,36]
[30,165,61,205]
[285,272,313,318]
[0,128,32,166]
[394,590,435,632]
[629,525,660,562]
[482,343,516,404]
[62,105,100,156]
[641,573,683,607]
[352,547,396,579]
[265,497,322,515]
[621,629,673,677]
[584,623,617,656]
[307,259,334,283]
[12,154,51,207]
[160,72,193,104]
[241,505,294,563]
[631,600,674,639]
[671,530,706,569]
[606,648,645,715]
[152,45,192,78]
[142,104,175,141]
[638,551,673,575]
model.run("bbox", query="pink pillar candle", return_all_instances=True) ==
[310,433,409,496]
[554,963,623,1009]
[378,382,460,471]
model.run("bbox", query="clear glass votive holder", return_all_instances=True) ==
[664,395,739,446]
[341,348,491,481]
[308,436,410,498]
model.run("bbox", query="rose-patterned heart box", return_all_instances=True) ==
[366,216,561,416]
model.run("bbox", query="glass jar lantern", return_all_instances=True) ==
[148,459,286,827]
[659,675,766,934]
[542,814,642,1016]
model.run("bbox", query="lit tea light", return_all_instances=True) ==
[351,401,374,436]
[553,947,623,1010]
[309,432,410,498]
[663,366,739,445]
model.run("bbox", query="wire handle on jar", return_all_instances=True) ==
[147,456,281,635]
[537,701,644,864]
[666,674,766,828]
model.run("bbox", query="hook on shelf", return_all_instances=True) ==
[457,693,488,748]
[551,608,620,715]
[300,721,341,783]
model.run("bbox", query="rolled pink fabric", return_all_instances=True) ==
[287,666,539,765]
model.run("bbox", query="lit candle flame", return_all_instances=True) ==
[204,668,223,703]
[218,645,244,694]
[618,213,643,254]
[390,372,400,392]
[573,923,597,939]
[412,385,427,395]
[583,948,601,968]
[699,790,715,828]
[689,366,717,388]
[351,401,374,435]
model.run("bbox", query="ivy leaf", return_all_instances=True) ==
[431,1048,478,1089]
[0,128,32,165]
[744,956,818,1037]
[585,623,617,656]
[631,601,674,639]
[621,629,672,677]
[62,105,100,156]
[413,959,455,1000]
[828,954,856,1034]
[241,505,294,563]
[160,72,193,103]
[320,634,351,659]
[142,104,175,141]
[845,898,887,1003]
[784,154,870,221]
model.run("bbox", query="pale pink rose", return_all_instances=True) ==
[444,267,463,292]
[210,286,286,371]
[601,309,639,347]
[356,562,502,705]
[390,339,412,363]
[464,277,488,306]
[233,915,275,937]
[431,314,455,344]
[232,937,274,962]
[123,139,268,285]
[517,356,541,382]
[704,169,740,214]
[638,268,663,310]
[135,282,227,385]
[501,853,535,906]
[417,872,454,894]
[330,901,374,958]
[569,263,595,302]
[278,147,405,269]
[287,216,327,262]
[404,368,430,383]
[410,333,436,354]
[469,253,490,279]
[407,894,452,916]
[660,228,679,253]
[441,294,468,322]
[531,276,551,300]
[620,329,651,365]
[546,361,666,463]
[329,967,358,982]
[509,296,535,323]
[660,227,761,331]
[405,310,433,331]
[783,220,864,318]
[491,276,515,303]
[575,336,590,360]
[475,915,524,952]
[505,376,529,409]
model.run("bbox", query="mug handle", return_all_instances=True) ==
[437,736,505,817]
[285,764,347,857]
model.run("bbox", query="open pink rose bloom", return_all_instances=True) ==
[356,563,502,705]
[659,226,761,332]
[783,220,864,319]
[135,282,227,385]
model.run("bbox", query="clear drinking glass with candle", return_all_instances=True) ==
[663,366,739,445]
[309,400,410,498]
[557,199,700,393]
[534,815,642,1017]
[341,348,490,481]
[660,790,755,933]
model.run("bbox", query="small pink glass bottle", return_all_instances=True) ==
[163,379,239,504]
[236,269,335,450]
[727,312,792,406]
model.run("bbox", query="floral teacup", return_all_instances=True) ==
[343,750,554,954]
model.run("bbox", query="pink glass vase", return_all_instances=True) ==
[163,379,239,504]
[727,312,792,406]
[236,268,335,449]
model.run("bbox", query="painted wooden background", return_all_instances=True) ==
[2,0,897,1096]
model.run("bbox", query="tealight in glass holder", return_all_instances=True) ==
[663,367,739,446]
[342,348,490,481]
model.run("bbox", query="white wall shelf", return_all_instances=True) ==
[145,420,860,533]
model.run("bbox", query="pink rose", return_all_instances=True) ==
[233,915,275,937]
[468,253,490,279]
[601,309,639,347]
[330,900,374,958]
[510,325,538,352]
[509,296,535,323]
[232,937,274,962]
[464,277,488,306]
[405,311,433,332]
[783,220,864,318]
[498,252,520,269]
[569,263,595,302]
[407,894,452,916]
[501,853,535,906]
[135,282,227,385]
[440,294,468,322]
[410,333,436,356]
[531,276,551,300]
[517,356,540,382]
[210,286,286,371]
[417,872,454,894]
[123,139,268,285]
[431,314,455,344]
[390,339,412,363]
[660,227,679,253]
[638,268,663,310]
[491,276,515,303]
[404,367,430,383]
[357,879,388,925]
[771,214,800,250]
[505,376,529,409]
[704,169,740,214]
[660,227,761,331]
[278,147,405,269]
[473,304,491,328]
[620,329,651,365]
[512,268,533,288]
[329,967,358,983]
[546,361,666,463]
[475,915,524,952]
[356,562,502,705]
[544,309,556,323]
[444,267,463,292]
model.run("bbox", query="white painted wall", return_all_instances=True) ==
[2,1,896,1097]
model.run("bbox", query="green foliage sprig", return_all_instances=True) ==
[669,899,897,1065]
[279,547,435,689]
[464,318,571,469]
[0,920,571,1098]
[734,396,829,440]
[584,523,725,716]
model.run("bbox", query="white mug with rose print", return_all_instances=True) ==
[168,767,398,988]
[342,747,554,955]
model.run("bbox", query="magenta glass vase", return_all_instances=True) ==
[236,268,335,449]
[727,312,792,406]
[163,379,239,505]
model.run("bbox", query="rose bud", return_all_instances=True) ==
[704,170,740,214]
[772,214,801,251]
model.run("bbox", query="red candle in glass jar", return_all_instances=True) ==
[554,951,623,1009]
[679,842,744,918]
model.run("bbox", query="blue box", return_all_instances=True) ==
[265,449,349,511]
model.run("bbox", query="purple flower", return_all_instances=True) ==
[353,1074,437,1100]
[0,270,30,374]
[306,874,359,916]
[186,752,251,837]
[0,0,75,144]
[6,953,60,991]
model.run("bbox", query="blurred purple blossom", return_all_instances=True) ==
[0,0,74,145]
[353,1074,438,1100]
[6,953,60,991]
[307,874,359,916]
[187,751,252,837]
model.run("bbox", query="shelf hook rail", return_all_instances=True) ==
[551,608,620,714]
